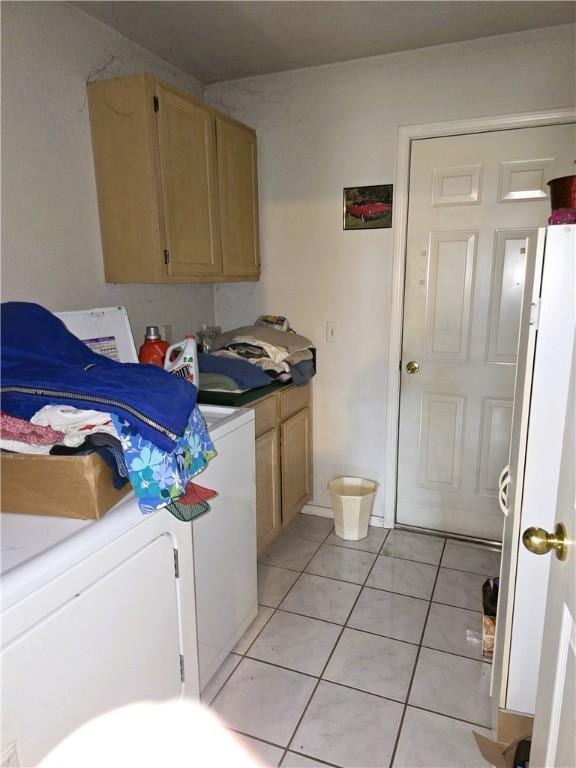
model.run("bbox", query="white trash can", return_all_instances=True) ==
[328,476,378,541]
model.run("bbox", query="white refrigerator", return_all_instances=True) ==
[493,224,575,717]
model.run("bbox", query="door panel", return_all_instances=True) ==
[486,229,537,364]
[419,393,464,490]
[281,408,311,525]
[216,117,260,278]
[477,397,513,497]
[425,232,476,361]
[156,85,222,277]
[398,123,574,539]
[256,427,282,554]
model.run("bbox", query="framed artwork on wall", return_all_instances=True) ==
[343,184,393,230]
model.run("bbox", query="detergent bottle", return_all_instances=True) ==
[164,335,200,387]
[138,326,169,367]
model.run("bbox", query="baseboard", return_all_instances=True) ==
[301,504,387,528]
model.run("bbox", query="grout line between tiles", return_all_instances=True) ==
[281,750,341,767]
[387,537,448,768]
[282,528,392,761]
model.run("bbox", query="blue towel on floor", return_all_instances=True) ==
[198,353,271,389]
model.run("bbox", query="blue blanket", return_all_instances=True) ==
[1,302,196,450]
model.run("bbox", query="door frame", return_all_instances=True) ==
[384,107,576,530]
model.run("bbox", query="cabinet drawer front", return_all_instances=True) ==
[281,407,312,525]
[252,396,278,437]
[279,384,310,422]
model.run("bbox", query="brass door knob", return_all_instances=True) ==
[522,523,568,561]
[406,360,419,374]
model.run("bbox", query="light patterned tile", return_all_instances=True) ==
[258,564,300,607]
[233,605,275,654]
[423,602,485,661]
[367,555,437,599]
[324,628,418,701]
[348,587,428,644]
[381,530,445,565]
[213,658,316,746]
[201,653,241,704]
[433,567,486,611]
[441,541,501,576]
[234,734,285,767]
[305,544,376,584]
[292,681,403,767]
[259,535,321,571]
[249,611,341,675]
[279,573,361,625]
[325,526,389,554]
[409,648,492,727]
[393,707,491,767]
[285,514,334,542]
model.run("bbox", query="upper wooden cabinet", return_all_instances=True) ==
[87,74,260,283]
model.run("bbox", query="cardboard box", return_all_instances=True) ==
[474,711,533,768]
[482,613,496,658]
[1,452,130,519]
[482,577,498,658]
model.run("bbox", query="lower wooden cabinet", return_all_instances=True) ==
[281,408,311,527]
[251,384,312,554]
[255,428,281,552]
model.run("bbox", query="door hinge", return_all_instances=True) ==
[173,548,179,578]
[164,249,170,265]
[153,95,159,112]
[529,299,541,328]
[179,654,185,683]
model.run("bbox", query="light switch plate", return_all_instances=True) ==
[326,321,338,343]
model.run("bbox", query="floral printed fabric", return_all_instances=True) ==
[111,406,216,514]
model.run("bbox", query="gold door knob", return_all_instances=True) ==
[522,523,568,561]
[406,360,419,374]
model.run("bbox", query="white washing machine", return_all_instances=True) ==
[1,309,256,765]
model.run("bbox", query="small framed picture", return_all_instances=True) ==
[343,184,393,230]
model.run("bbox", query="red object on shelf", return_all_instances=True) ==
[138,326,169,367]
[548,175,576,211]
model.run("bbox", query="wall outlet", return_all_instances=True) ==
[326,321,338,343]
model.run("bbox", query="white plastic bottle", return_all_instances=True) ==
[164,335,200,388]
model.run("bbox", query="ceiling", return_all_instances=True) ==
[75,1,575,85]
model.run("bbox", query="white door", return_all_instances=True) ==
[397,123,575,539]
[530,338,575,767]
[492,225,575,717]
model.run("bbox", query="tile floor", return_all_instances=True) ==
[205,514,501,768]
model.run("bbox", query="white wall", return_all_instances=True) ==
[1,1,214,344]
[207,25,576,520]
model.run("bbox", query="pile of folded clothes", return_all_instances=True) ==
[199,315,316,393]
[1,302,217,521]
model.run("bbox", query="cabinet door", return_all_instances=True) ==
[216,117,260,279]
[255,428,282,554]
[281,408,312,526]
[156,84,222,277]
